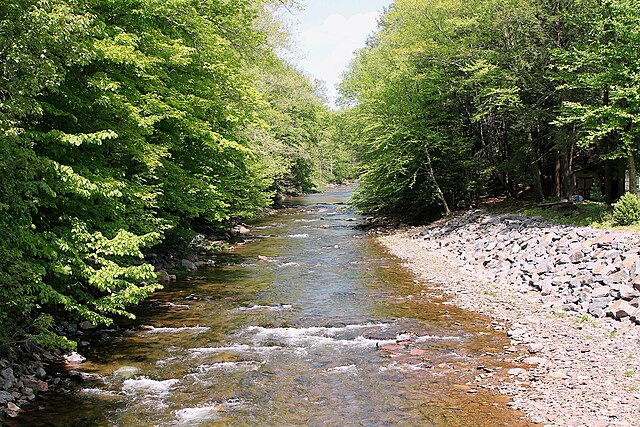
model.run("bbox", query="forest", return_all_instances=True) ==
[0,0,354,354]
[341,0,640,219]
[2,0,640,355]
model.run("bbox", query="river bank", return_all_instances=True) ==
[0,222,254,420]
[6,187,540,426]
[378,210,640,426]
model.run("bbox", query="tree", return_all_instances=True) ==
[555,0,640,197]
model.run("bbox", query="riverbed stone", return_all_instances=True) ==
[606,300,638,320]
[63,352,86,365]
[181,259,197,271]
[0,390,12,404]
[617,284,640,301]
[157,270,171,282]
[0,368,15,385]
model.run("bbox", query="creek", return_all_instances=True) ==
[14,186,536,426]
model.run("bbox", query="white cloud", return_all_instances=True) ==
[297,11,381,106]
[302,12,379,47]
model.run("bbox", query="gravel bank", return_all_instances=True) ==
[378,212,640,427]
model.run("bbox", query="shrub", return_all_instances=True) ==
[590,184,605,202]
[613,192,640,226]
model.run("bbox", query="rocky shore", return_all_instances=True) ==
[379,210,640,427]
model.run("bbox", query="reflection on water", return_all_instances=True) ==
[14,185,537,426]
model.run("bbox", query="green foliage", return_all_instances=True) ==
[613,192,640,226]
[523,202,612,228]
[590,184,605,202]
[0,0,337,355]
[340,0,638,217]
[26,315,77,352]
[244,59,344,195]
[554,0,640,160]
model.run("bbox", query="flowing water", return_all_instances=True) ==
[14,186,537,426]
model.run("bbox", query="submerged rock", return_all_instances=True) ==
[181,259,197,271]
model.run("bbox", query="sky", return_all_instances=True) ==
[282,0,393,107]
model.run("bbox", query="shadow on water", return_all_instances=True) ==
[12,185,539,426]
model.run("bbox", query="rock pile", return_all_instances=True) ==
[416,210,640,323]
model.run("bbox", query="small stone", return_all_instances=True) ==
[507,328,527,339]
[523,357,546,365]
[548,370,569,380]
[181,259,197,271]
[0,367,15,384]
[7,402,22,412]
[606,300,638,320]
[617,284,640,300]
[68,370,101,382]
[112,366,141,378]
[63,352,86,365]
[589,306,606,318]
[527,343,544,354]
[623,254,640,275]
[507,368,527,376]
[591,286,612,299]
[603,269,630,286]
[156,270,171,282]
[410,349,426,356]
[78,321,94,330]
[0,391,12,404]
[569,251,584,263]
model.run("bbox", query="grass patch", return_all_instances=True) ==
[483,197,640,231]
[523,201,613,228]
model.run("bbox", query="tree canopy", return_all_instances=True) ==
[340,0,639,217]
[0,0,349,354]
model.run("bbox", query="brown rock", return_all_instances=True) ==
[156,270,171,282]
[623,254,640,275]
[7,402,22,412]
[617,284,640,300]
[605,300,638,319]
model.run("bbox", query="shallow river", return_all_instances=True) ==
[15,186,537,426]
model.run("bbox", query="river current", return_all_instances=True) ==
[14,186,536,426]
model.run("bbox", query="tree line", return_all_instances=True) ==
[340,0,640,219]
[0,0,356,354]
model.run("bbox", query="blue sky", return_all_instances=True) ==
[283,0,393,106]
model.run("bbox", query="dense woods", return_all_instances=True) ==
[0,0,356,354]
[340,0,640,218]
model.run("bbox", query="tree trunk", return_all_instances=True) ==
[555,148,572,198]
[555,153,561,198]
[529,131,544,202]
[604,162,613,204]
[425,149,450,216]
[629,153,638,196]
[494,170,517,198]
